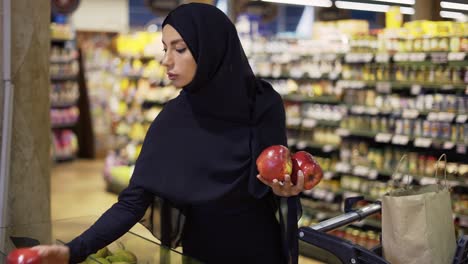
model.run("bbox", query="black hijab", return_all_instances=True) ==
[131,3,299,263]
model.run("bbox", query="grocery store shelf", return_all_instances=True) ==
[338,80,467,93]
[282,94,341,104]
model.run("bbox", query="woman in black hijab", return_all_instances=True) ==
[34,3,304,264]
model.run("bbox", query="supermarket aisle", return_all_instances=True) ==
[51,160,323,264]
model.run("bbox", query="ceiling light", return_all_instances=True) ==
[440,1,468,11]
[260,0,333,7]
[335,1,415,14]
[369,0,415,5]
[440,10,468,21]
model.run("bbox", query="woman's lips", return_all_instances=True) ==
[167,73,178,80]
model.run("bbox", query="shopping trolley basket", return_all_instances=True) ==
[298,196,468,264]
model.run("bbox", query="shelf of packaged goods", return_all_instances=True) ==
[282,94,341,105]
[299,119,342,129]
[345,107,467,122]
[50,74,78,82]
[260,74,340,82]
[338,80,467,93]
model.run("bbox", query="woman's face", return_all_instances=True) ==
[161,24,197,88]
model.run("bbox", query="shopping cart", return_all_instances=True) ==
[298,196,468,264]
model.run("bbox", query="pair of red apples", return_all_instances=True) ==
[256,145,323,190]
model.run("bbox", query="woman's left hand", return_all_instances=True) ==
[257,170,305,197]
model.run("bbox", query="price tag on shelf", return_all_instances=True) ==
[442,84,454,90]
[410,52,427,62]
[448,52,466,61]
[392,134,409,145]
[368,169,378,180]
[414,137,432,148]
[438,112,455,122]
[394,53,409,62]
[296,140,308,150]
[447,181,460,188]
[287,138,297,147]
[458,214,468,228]
[302,118,317,128]
[375,53,390,63]
[376,82,392,94]
[443,141,455,150]
[431,52,448,63]
[456,143,466,154]
[322,145,335,153]
[366,107,379,115]
[420,177,438,186]
[336,128,350,137]
[402,109,419,119]
[427,112,438,121]
[456,115,467,123]
[392,172,402,180]
[287,117,301,126]
[411,84,422,95]
[375,133,393,143]
[351,105,365,114]
[353,166,369,177]
[324,172,334,180]
[325,192,335,203]
[336,162,351,173]
[348,81,366,89]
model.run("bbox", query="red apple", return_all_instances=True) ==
[291,151,323,190]
[7,248,41,264]
[256,145,292,182]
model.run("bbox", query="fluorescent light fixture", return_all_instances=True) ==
[335,1,415,15]
[400,6,415,14]
[441,1,468,11]
[369,0,415,5]
[260,0,333,7]
[440,10,468,21]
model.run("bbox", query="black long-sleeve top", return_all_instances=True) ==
[66,184,152,264]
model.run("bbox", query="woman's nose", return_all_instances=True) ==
[161,53,173,68]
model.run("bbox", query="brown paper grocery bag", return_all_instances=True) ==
[382,154,456,264]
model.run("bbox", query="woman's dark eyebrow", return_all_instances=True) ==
[162,39,185,46]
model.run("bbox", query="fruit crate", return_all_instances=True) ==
[0,216,201,264]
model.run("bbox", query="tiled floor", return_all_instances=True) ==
[51,159,323,263]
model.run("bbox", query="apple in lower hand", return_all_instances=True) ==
[256,145,292,182]
[7,248,41,264]
[291,151,323,190]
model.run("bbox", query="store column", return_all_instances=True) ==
[414,0,441,20]
[0,0,51,252]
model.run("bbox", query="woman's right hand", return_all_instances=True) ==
[31,245,69,264]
